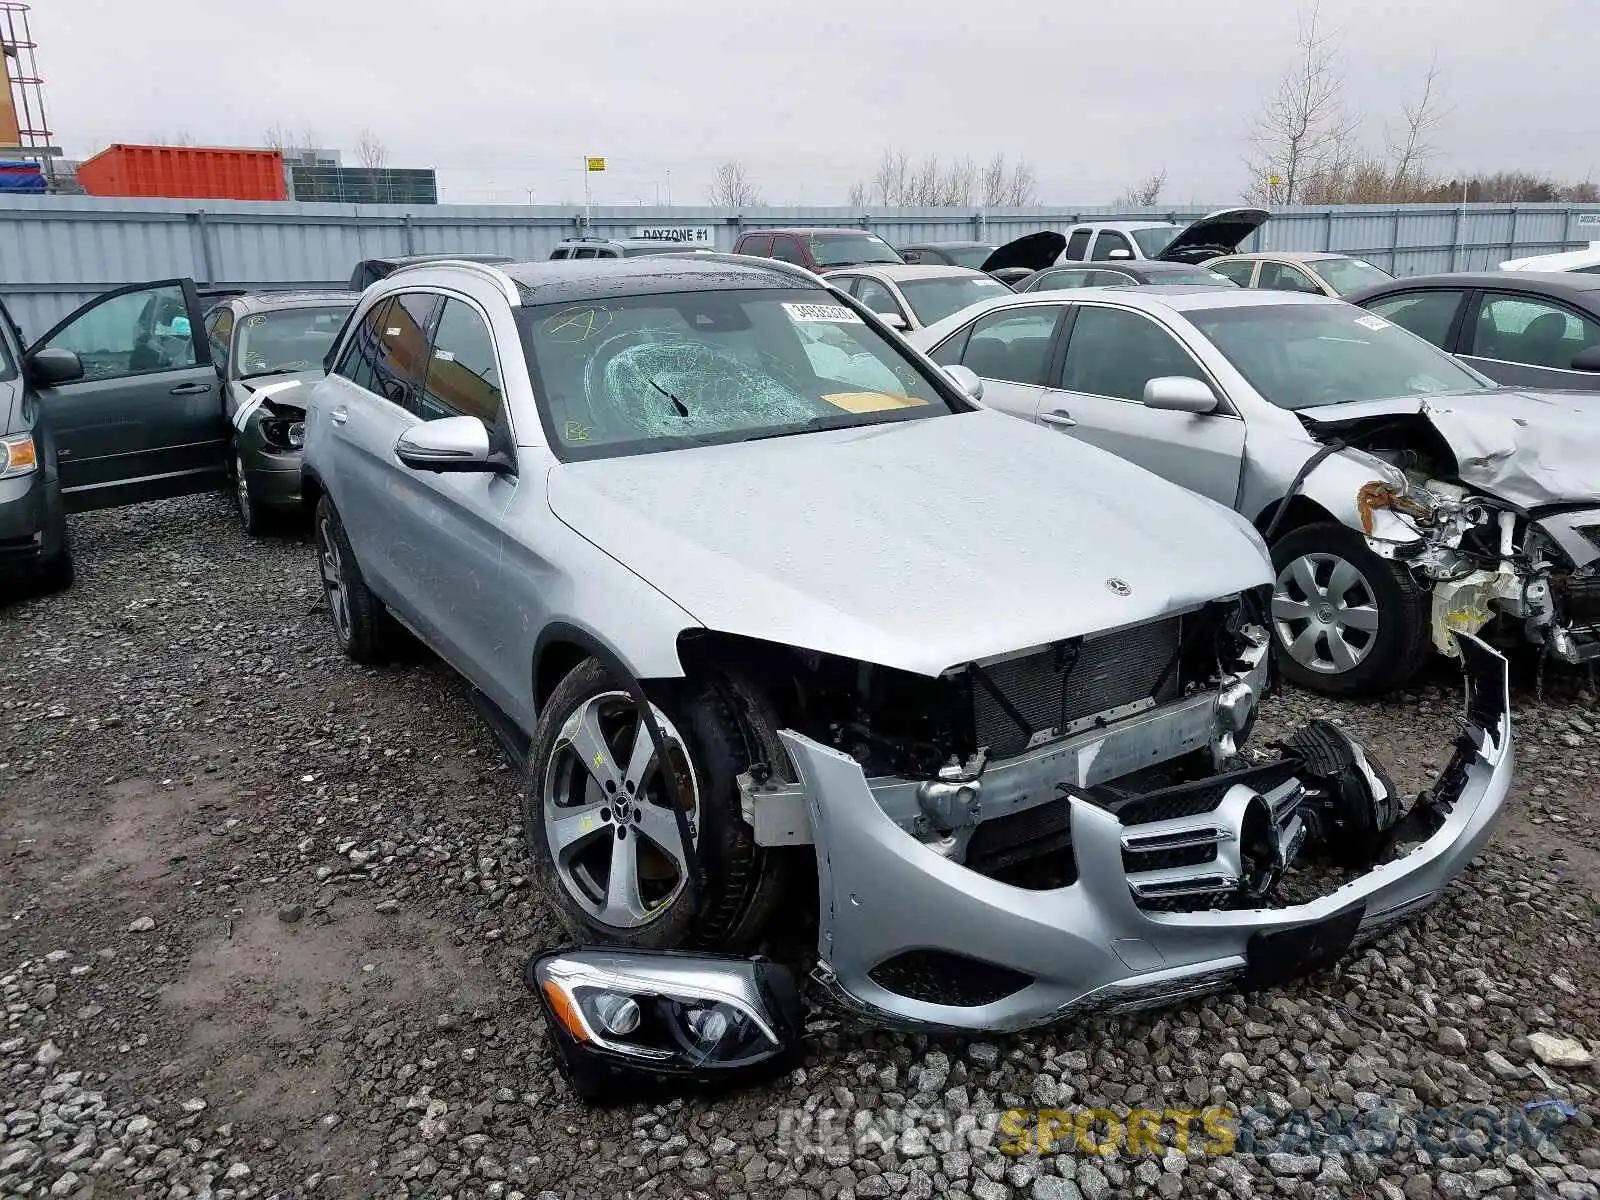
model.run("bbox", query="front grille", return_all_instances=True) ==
[868,949,1034,1008]
[971,616,1182,758]
[1106,761,1300,826]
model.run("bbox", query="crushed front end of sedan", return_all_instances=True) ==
[1299,391,1600,668]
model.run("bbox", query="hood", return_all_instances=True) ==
[545,409,1271,678]
[1298,388,1600,509]
[1156,207,1270,263]
[980,231,1068,274]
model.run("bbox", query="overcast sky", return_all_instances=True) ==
[33,0,1599,207]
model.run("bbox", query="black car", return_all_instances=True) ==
[1348,271,1600,390]
[348,253,514,292]
[1010,260,1239,292]
[1,279,225,597]
[896,241,996,269]
[205,290,357,535]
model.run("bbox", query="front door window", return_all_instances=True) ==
[42,283,199,380]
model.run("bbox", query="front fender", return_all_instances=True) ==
[1246,442,1422,546]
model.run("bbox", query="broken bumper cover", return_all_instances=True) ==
[779,634,1512,1033]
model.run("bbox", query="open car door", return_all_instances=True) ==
[27,278,227,512]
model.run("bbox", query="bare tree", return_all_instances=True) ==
[849,149,1028,206]
[263,124,321,159]
[145,132,197,147]
[1115,168,1168,208]
[866,149,911,205]
[979,153,1038,207]
[355,128,389,170]
[707,160,762,207]
[1244,2,1361,204]
[1384,54,1447,199]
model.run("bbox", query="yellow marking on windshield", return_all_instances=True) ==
[542,306,613,343]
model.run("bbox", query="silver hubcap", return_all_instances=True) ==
[317,515,351,643]
[235,455,252,520]
[1272,552,1380,674]
[542,691,700,930]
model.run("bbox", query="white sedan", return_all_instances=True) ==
[821,263,1013,331]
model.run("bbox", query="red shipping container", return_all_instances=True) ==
[76,144,286,201]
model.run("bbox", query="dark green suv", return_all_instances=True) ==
[0,278,225,598]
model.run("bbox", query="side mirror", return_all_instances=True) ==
[1571,345,1600,372]
[1107,248,1134,261]
[1142,376,1218,413]
[875,311,909,332]
[27,347,84,387]
[943,364,985,402]
[395,415,501,473]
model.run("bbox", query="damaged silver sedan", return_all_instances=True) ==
[301,255,1512,1051]
[911,287,1600,695]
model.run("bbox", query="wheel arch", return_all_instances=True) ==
[532,621,691,721]
[1254,494,1337,540]
[300,464,326,512]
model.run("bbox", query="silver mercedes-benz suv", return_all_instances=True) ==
[299,254,1511,1034]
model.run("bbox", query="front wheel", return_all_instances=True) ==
[313,496,398,663]
[231,451,269,536]
[523,658,791,952]
[1268,522,1429,696]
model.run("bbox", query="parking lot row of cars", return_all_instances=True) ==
[0,225,1565,1088]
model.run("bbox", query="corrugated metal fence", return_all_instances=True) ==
[4,195,1599,339]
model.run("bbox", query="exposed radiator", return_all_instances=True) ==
[972,616,1184,759]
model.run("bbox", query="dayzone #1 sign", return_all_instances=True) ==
[632,226,716,244]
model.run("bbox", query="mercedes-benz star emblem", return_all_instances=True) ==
[1105,578,1132,596]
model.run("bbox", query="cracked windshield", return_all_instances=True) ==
[520,287,954,457]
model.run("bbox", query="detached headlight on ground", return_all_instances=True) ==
[527,947,803,1103]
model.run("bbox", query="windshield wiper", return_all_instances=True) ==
[647,376,690,418]
[736,414,889,444]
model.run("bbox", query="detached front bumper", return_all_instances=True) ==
[772,635,1512,1033]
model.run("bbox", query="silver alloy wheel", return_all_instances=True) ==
[234,454,253,525]
[317,514,352,644]
[542,691,701,931]
[1271,551,1380,674]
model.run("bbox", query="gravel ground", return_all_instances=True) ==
[3,493,1599,1200]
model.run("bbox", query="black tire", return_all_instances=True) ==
[313,495,398,663]
[36,524,74,595]
[230,448,271,537]
[524,657,793,953]
[1268,521,1429,697]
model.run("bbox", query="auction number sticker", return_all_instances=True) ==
[1354,315,1391,331]
[783,302,863,324]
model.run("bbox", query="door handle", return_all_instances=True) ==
[169,382,211,395]
[1040,409,1077,428]
[329,406,349,426]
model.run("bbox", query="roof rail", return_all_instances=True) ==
[385,258,522,306]
[672,251,833,288]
